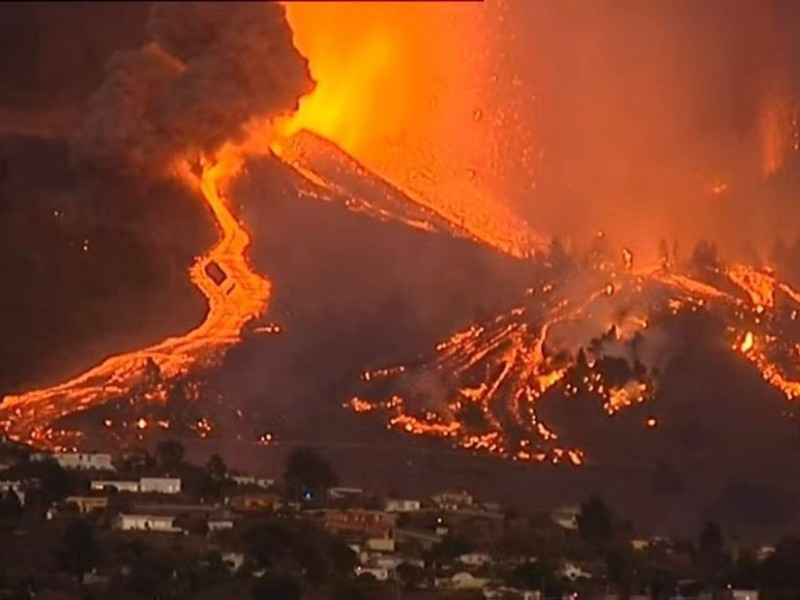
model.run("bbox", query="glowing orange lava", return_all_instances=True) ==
[0,148,270,447]
[276,0,543,258]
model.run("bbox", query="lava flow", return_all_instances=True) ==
[349,242,800,466]
[0,149,270,448]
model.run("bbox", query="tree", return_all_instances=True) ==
[0,490,22,519]
[154,439,185,472]
[56,518,99,582]
[509,559,560,596]
[283,447,337,503]
[698,521,727,584]
[699,521,723,556]
[206,454,228,481]
[577,495,614,550]
[396,562,425,589]
[251,573,301,600]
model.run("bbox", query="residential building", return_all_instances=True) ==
[436,572,489,591]
[113,513,183,533]
[732,591,759,600]
[221,552,245,573]
[328,487,365,502]
[457,552,493,567]
[322,509,397,539]
[551,505,581,530]
[384,498,421,513]
[32,452,114,471]
[560,562,592,581]
[355,566,389,581]
[139,477,181,494]
[229,492,282,512]
[365,537,395,553]
[431,490,473,510]
[65,496,109,514]
[208,518,235,532]
[231,475,274,489]
[90,480,140,493]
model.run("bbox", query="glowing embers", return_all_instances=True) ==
[349,250,800,465]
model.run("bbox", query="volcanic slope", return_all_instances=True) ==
[160,145,799,538]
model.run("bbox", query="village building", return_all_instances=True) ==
[32,452,114,471]
[230,475,274,489]
[228,491,282,512]
[355,566,390,581]
[113,513,183,533]
[322,509,397,540]
[457,552,493,567]
[431,490,474,511]
[139,477,181,494]
[90,480,139,493]
[551,504,581,530]
[65,496,109,514]
[384,498,421,513]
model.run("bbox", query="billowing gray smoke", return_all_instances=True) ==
[74,1,313,175]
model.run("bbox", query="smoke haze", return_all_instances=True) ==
[496,0,800,260]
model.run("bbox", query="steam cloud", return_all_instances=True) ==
[73,1,313,174]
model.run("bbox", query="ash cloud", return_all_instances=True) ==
[73,2,313,175]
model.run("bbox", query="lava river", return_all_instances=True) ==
[0,152,270,449]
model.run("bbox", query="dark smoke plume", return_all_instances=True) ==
[74,1,313,175]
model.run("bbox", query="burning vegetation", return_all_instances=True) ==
[347,238,800,465]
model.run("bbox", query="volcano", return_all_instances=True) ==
[5,134,798,537]
[4,1,800,540]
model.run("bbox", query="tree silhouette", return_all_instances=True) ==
[577,495,614,550]
[0,489,22,519]
[56,518,99,582]
[154,439,185,472]
[205,454,228,481]
[251,573,301,600]
[283,447,337,503]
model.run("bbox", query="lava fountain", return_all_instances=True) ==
[276,0,543,258]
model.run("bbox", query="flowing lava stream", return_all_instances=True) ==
[0,151,270,449]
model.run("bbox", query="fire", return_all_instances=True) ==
[0,146,270,445]
[350,242,800,463]
[759,89,796,178]
[276,1,542,258]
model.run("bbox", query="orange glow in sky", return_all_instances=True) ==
[279,1,541,257]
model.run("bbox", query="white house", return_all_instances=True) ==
[328,487,364,501]
[91,480,140,493]
[366,537,395,553]
[384,498,421,513]
[231,475,274,489]
[560,562,592,581]
[0,481,25,505]
[440,572,489,591]
[457,552,493,567]
[33,452,114,471]
[355,566,389,581]
[114,513,183,533]
[139,477,181,494]
[208,518,235,532]
[551,505,581,530]
[222,552,245,573]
